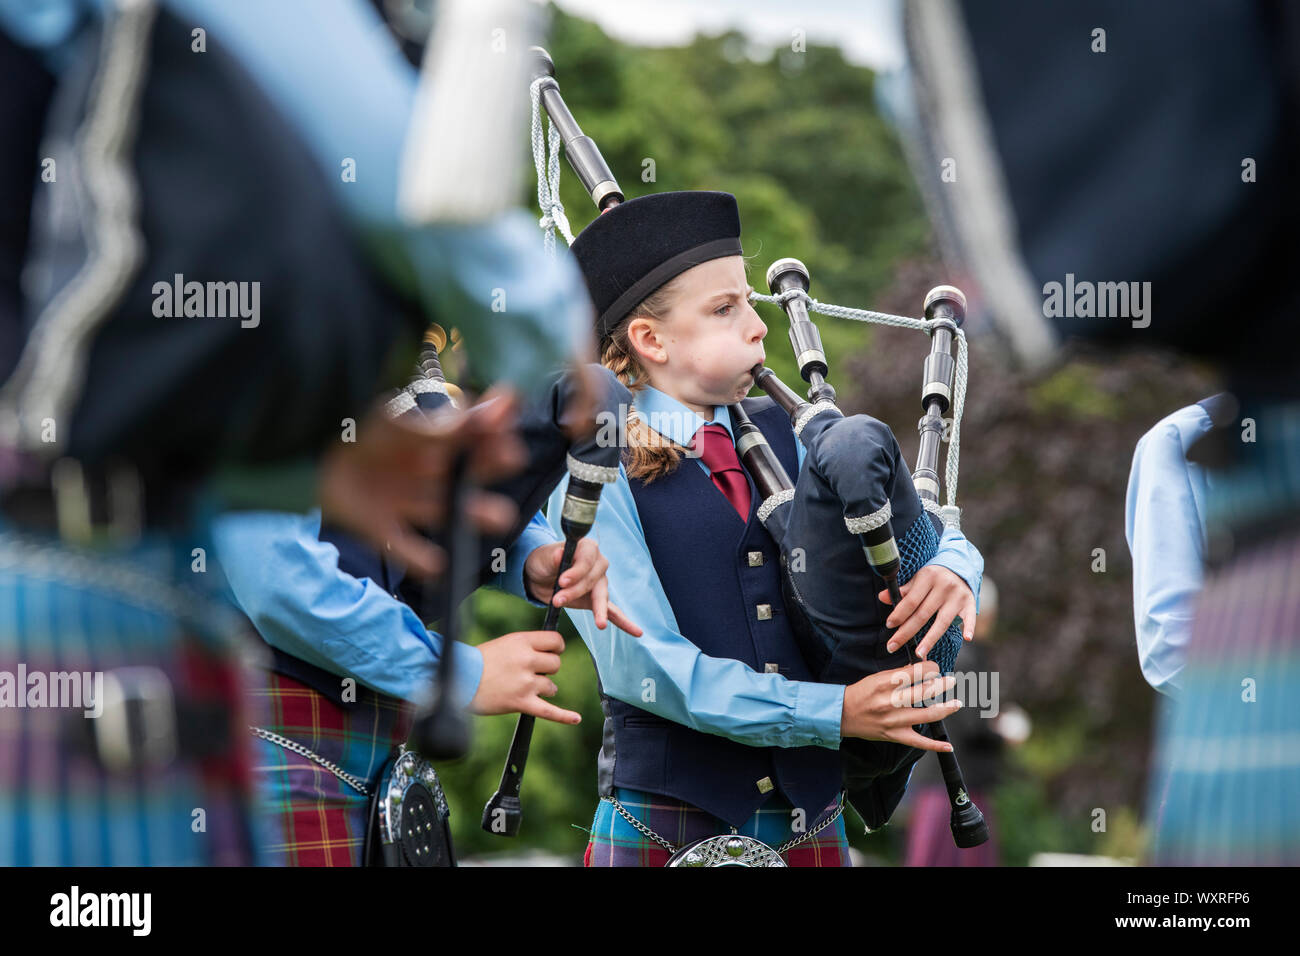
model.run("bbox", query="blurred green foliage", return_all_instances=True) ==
[435,6,1218,865]
[1029,364,1126,422]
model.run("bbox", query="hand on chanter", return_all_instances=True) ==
[523,537,643,635]
[841,661,961,752]
[877,565,977,659]
[471,630,581,724]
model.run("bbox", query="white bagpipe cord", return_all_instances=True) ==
[530,77,575,253]
[748,290,969,512]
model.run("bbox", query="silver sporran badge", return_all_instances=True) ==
[665,834,787,867]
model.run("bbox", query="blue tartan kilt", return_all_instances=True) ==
[0,525,259,865]
[1147,530,1300,865]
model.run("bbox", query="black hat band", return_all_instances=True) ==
[598,236,743,339]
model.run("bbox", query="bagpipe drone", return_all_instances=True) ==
[744,265,986,845]
[514,47,988,848]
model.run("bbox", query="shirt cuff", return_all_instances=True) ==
[445,640,485,708]
[493,517,558,607]
[791,680,845,750]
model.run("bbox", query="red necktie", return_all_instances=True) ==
[690,423,752,521]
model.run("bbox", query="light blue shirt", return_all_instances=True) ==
[211,509,557,706]
[546,385,985,750]
[1125,402,1215,697]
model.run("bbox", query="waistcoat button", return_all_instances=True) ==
[756,776,774,794]
[756,604,772,621]
[764,662,779,673]
[747,551,764,567]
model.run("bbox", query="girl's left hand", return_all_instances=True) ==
[877,565,977,659]
[524,538,644,635]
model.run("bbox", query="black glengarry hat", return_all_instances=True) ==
[569,191,743,340]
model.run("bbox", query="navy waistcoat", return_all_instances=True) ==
[605,396,842,828]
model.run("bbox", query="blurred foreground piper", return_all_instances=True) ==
[0,0,593,864]
[899,0,1300,863]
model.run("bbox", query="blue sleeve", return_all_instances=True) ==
[546,468,844,749]
[488,509,557,607]
[1124,414,1209,696]
[211,509,483,706]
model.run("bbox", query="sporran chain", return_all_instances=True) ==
[249,726,371,796]
[605,792,846,857]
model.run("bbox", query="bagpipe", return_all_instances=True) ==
[517,47,987,849]
[741,263,987,846]
[476,365,629,837]
[357,6,631,850]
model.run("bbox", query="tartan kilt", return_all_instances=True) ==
[0,528,258,865]
[584,787,851,867]
[250,670,412,866]
[1147,530,1300,865]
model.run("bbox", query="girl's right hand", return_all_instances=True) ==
[840,662,961,752]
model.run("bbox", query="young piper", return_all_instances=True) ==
[551,191,983,867]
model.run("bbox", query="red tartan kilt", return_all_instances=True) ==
[250,671,412,866]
